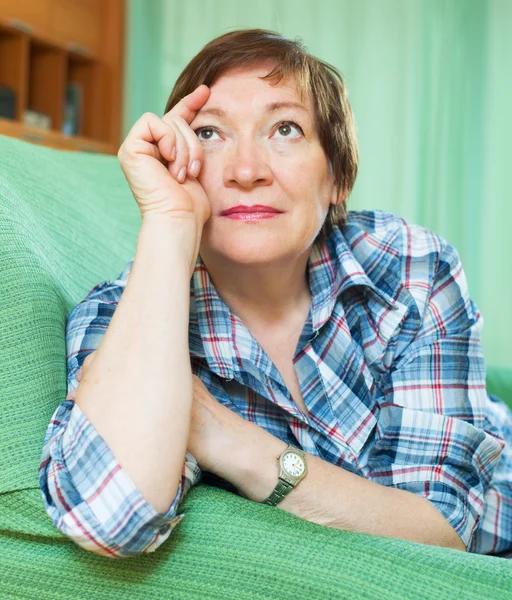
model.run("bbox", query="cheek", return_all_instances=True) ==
[281,155,331,198]
[197,153,220,190]
[270,149,319,187]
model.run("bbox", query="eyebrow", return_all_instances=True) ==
[196,101,309,119]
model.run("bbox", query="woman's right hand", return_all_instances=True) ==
[117,84,212,227]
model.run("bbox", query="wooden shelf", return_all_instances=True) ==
[0,116,115,154]
[0,0,124,154]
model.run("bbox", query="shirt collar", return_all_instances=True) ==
[189,220,403,381]
[308,225,399,333]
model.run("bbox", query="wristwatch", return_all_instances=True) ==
[262,444,308,506]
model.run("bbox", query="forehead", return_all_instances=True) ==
[198,62,312,117]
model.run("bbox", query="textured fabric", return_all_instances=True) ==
[39,209,512,559]
[3,487,512,600]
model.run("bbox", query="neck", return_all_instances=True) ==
[199,249,313,330]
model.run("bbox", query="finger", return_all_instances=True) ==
[166,85,210,125]
[167,121,189,183]
[66,390,76,401]
[172,115,204,178]
[76,368,83,382]
[120,112,177,165]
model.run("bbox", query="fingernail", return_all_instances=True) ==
[171,146,176,160]
[178,166,186,182]
[190,160,200,177]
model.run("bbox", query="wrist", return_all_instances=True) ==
[228,431,288,503]
[141,210,197,225]
[140,212,197,241]
[138,213,199,276]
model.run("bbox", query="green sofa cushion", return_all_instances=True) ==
[0,135,511,598]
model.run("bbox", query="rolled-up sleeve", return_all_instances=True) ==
[39,399,201,558]
[367,240,506,551]
[39,262,201,558]
[368,402,505,549]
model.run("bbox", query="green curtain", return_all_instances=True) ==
[122,0,167,136]
[123,0,511,369]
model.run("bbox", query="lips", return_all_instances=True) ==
[220,204,283,216]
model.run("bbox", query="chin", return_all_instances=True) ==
[211,237,287,264]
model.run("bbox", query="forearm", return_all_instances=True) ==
[74,215,194,514]
[222,431,466,552]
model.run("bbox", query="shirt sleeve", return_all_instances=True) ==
[366,239,507,551]
[38,261,201,558]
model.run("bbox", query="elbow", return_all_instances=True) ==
[39,443,183,559]
[39,473,182,559]
[68,518,179,559]
[39,402,185,558]
[71,521,179,559]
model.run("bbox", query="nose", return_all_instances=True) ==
[223,134,273,189]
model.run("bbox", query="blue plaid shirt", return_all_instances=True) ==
[39,210,512,559]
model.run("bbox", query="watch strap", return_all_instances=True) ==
[262,444,307,506]
[263,477,295,506]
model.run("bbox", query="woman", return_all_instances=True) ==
[39,28,512,559]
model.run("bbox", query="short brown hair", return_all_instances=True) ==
[164,28,359,240]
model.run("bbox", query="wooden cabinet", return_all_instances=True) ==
[0,0,52,39]
[52,0,103,58]
[0,0,124,154]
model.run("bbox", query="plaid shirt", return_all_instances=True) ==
[39,210,512,559]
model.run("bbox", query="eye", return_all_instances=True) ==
[272,121,303,139]
[195,127,220,142]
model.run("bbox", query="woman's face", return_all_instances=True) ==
[190,61,340,266]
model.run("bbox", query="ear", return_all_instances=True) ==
[330,185,348,207]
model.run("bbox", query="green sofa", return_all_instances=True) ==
[1,134,511,599]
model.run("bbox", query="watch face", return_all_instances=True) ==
[283,452,305,477]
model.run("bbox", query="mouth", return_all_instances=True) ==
[220,204,284,221]
[222,212,282,221]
